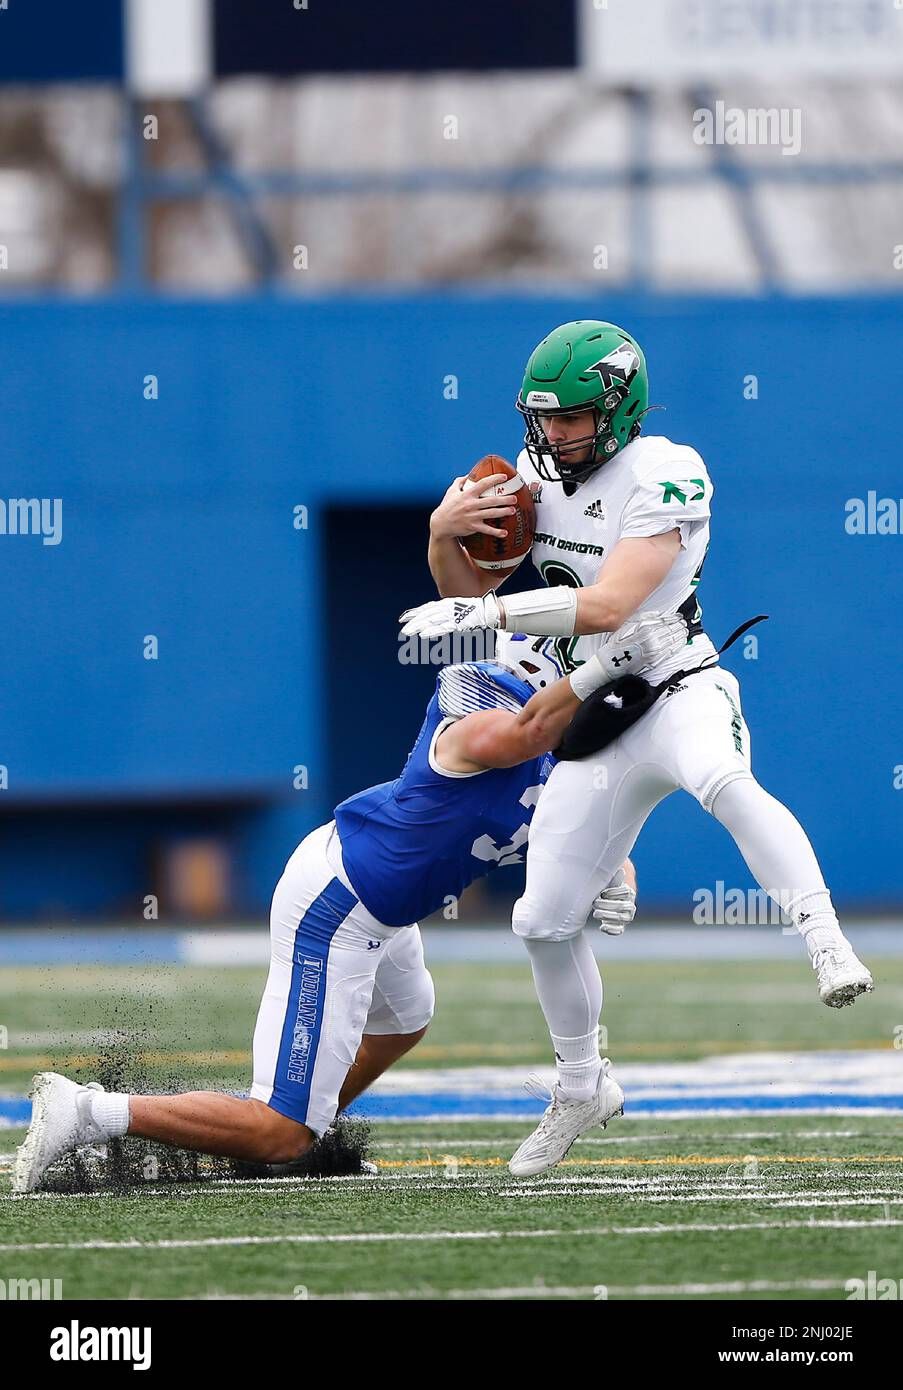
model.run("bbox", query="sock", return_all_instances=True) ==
[523,934,603,1097]
[88,1090,131,1139]
[550,1029,602,1098]
[789,891,848,958]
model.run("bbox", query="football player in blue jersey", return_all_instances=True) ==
[13,615,683,1192]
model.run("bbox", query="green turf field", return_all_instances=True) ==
[2,958,901,1089]
[1,958,901,1300]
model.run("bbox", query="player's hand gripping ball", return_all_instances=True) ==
[460,455,535,571]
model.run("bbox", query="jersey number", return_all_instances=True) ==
[470,784,543,868]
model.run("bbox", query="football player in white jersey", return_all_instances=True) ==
[402,319,874,1177]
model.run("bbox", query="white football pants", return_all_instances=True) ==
[513,666,836,946]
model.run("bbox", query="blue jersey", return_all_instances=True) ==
[334,663,554,928]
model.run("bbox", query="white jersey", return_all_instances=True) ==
[515,433,717,685]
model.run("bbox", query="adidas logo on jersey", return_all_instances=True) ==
[583,499,606,522]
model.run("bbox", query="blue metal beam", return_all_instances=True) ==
[184,97,281,285]
[692,88,781,291]
[116,100,147,291]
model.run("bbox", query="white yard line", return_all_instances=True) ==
[315,1277,847,1300]
[4,1172,901,1200]
[3,1216,902,1253]
[499,1192,903,1207]
[368,1129,884,1147]
[181,1278,850,1300]
[6,1174,900,1201]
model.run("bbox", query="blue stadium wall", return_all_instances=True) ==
[1,296,900,918]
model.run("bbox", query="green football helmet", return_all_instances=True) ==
[516,320,649,485]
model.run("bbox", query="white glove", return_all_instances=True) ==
[400,592,501,639]
[601,610,689,676]
[591,868,636,935]
[570,610,688,700]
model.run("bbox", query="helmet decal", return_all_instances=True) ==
[586,343,640,392]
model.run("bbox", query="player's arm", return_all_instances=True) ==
[435,689,579,773]
[428,534,503,598]
[404,531,681,638]
[569,531,681,634]
[489,530,682,636]
[428,473,522,598]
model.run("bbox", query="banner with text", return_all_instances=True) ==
[580,0,903,82]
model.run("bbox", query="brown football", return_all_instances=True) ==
[461,454,535,571]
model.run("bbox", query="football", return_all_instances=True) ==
[461,454,535,571]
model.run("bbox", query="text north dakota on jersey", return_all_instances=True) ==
[533,531,605,556]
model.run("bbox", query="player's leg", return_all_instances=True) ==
[124,929,435,1163]
[126,873,407,1158]
[656,668,872,1006]
[133,823,367,1160]
[338,926,435,1109]
[514,741,675,1093]
[13,824,392,1192]
[126,1093,308,1162]
[507,746,677,1176]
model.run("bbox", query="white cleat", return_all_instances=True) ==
[814,944,874,1008]
[508,1059,625,1178]
[12,1072,107,1195]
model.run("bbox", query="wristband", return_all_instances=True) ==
[568,653,612,702]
